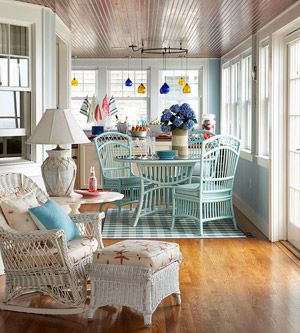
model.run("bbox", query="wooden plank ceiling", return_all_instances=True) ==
[19,0,297,58]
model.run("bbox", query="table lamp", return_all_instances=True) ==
[27,108,90,196]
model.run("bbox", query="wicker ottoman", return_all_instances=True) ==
[88,240,182,326]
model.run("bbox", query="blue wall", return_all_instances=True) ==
[234,158,269,232]
[208,59,221,133]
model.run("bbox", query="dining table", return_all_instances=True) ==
[115,155,198,226]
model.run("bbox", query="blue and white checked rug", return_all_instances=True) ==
[102,209,247,239]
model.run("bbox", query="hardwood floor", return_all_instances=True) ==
[1,206,300,333]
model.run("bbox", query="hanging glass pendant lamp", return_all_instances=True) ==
[178,55,185,86]
[178,76,185,86]
[183,82,191,94]
[160,52,170,94]
[125,55,133,87]
[183,54,191,94]
[138,83,146,94]
[137,51,146,94]
[71,76,78,87]
[71,56,79,86]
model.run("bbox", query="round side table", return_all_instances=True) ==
[51,191,124,215]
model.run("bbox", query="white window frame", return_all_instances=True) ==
[258,40,271,159]
[221,64,231,134]
[221,50,252,153]
[158,69,203,121]
[107,69,150,121]
[241,52,252,151]
[70,69,98,129]
[0,22,32,161]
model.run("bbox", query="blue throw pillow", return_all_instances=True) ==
[29,199,80,241]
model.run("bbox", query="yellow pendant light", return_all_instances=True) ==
[182,54,191,94]
[137,51,146,94]
[183,83,191,94]
[71,76,78,86]
[137,83,146,94]
[178,55,185,86]
[178,76,185,86]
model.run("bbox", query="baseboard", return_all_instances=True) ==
[233,194,269,238]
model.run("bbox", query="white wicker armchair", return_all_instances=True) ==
[0,173,104,315]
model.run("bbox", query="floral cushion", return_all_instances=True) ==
[67,236,98,264]
[93,240,181,272]
[0,191,40,232]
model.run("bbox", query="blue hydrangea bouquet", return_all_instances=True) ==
[160,103,197,132]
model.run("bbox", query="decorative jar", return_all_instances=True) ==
[172,128,188,157]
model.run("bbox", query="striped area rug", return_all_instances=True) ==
[102,209,247,239]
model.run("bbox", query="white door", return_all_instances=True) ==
[287,38,300,250]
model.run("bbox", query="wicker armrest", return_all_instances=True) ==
[0,228,72,272]
[70,212,104,249]
[0,228,65,242]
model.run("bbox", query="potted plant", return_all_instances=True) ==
[160,103,197,156]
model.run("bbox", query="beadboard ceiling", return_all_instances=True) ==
[19,0,297,58]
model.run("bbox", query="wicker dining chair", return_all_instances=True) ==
[189,129,216,180]
[172,135,241,235]
[0,173,104,315]
[94,132,151,213]
[188,129,215,158]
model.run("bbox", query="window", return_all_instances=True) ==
[0,23,31,160]
[159,70,201,120]
[221,53,252,151]
[259,44,270,156]
[221,66,230,133]
[241,55,252,150]
[71,70,97,129]
[230,61,240,138]
[109,70,148,124]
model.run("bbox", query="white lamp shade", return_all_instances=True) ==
[27,108,90,145]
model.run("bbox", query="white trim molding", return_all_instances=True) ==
[233,194,269,237]
[240,150,253,162]
[255,155,270,168]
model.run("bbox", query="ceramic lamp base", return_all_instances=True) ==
[172,128,188,156]
[42,149,76,197]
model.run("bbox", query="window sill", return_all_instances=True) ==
[0,159,41,176]
[240,149,253,162]
[255,155,270,168]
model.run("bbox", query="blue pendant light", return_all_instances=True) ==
[125,77,132,87]
[125,55,132,87]
[160,82,170,94]
[160,52,170,95]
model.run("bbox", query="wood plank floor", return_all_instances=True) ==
[1,207,300,333]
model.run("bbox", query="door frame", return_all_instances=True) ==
[269,24,300,242]
[284,31,300,247]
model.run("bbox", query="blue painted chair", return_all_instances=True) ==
[94,132,146,212]
[188,129,215,157]
[189,129,216,179]
[172,135,241,235]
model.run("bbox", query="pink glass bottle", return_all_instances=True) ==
[88,166,97,192]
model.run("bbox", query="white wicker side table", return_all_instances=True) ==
[88,240,182,326]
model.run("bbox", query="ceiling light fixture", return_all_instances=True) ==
[71,76,78,87]
[160,52,170,94]
[129,42,188,94]
[178,55,185,86]
[137,50,146,94]
[182,54,191,94]
[125,55,133,87]
[71,56,79,86]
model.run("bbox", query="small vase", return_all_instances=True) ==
[172,128,188,157]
